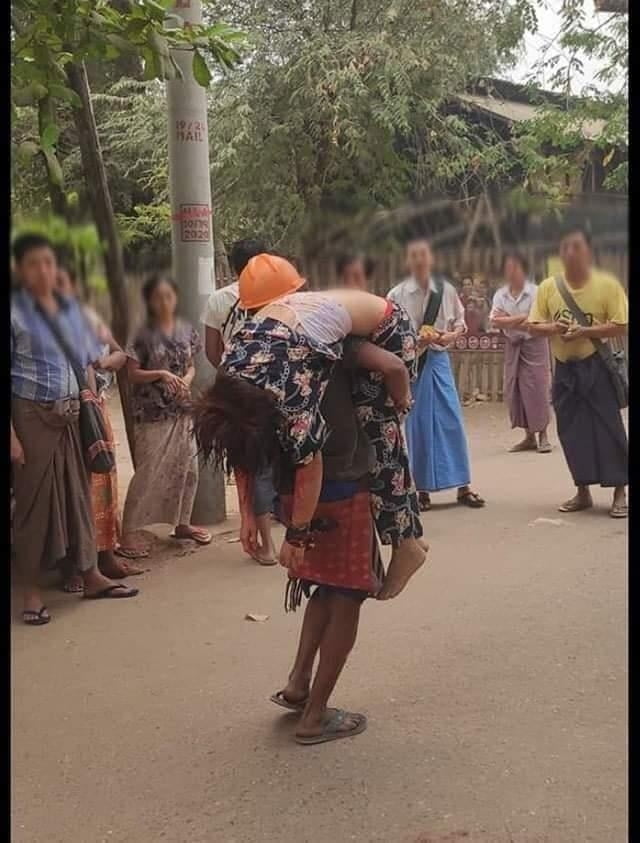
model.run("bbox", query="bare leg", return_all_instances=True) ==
[558,485,593,513]
[296,594,363,740]
[611,486,628,518]
[254,514,277,565]
[279,590,331,704]
[537,427,552,453]
[377,537,427,601]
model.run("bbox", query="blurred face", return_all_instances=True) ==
[406,240,432,284]
[479,281,488,297]
[560,232,592,276]
[503,257,525,288]
[341,259,368,291]
[149,280,178,321]
[462,278,473,295]
[17,245,57,297]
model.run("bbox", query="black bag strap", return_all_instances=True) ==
[421,277,444,329]
[554,276,615,365]
[36,300,89,390]
[221,298,241,340]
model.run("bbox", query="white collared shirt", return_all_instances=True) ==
[388,276,466,352]
[201,281,243,344]
[490,281,537,341]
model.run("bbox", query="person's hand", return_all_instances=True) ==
[438,331,459,348]
[417,332,442,350]
[279,540,306,573]
[561,324,588,342]
[11,435,25,466]
[160,371,187,395]
[240,513,259,556]
[384,365,412,413]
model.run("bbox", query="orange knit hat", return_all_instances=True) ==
[238,253,305,309]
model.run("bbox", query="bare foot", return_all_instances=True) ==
[295,708,367,744]
[378,538,427,600]
[173,525,212,545]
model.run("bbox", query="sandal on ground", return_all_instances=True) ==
[114,545,149,560]
[84,584,139,600]
[509,439,537,453]
[537,442,553,454]
[610,501,628,519]
[418,492,432,512]
[170,527,212,546]
[295,709,367,746]
[457,490,486,508]
[269,690,308,712]
[22,606,51,626]
[558,497,593,513]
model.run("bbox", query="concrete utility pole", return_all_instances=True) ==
[166,0,225,525]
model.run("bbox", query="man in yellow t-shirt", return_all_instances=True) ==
[528,227,628,518]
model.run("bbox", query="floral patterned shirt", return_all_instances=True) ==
[127,318,201,424]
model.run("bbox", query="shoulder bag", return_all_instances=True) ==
[417,277,445,375]
[37,304,116,474]
[555,276,628,410]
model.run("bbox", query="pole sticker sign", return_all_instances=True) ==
[175,119,205,143]
[173,204,211,242]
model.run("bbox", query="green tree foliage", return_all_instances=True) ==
[11,0,242,189]
[512,0,627,204]
[203,0,538,255]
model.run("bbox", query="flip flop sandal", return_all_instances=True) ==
[22,606,51,626]
[115,546,149,560]
[509,441,538,453]
[457,491,486,508]
[270,691,308,712]
[84,584,139,600]
[295,709,367,746]
[169,530,212,546]
[558,499,593,513]
[537,443,553,454]
[418,493,432,512]
[610,502,628,519]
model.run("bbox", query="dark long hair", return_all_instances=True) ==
[192,371,284,475]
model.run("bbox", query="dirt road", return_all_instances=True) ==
[11,404,627,842]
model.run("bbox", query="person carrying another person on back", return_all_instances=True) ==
[202,238,278,565]
[388,237,485,513]
[527,226,628,518]
[490,252,552,454]
[196,253,427,600]
[11,234,139,625]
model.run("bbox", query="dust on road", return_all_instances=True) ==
[11,404,627,843]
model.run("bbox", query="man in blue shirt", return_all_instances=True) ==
[11,234,139,626]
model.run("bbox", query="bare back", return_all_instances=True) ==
[257,289,388,344]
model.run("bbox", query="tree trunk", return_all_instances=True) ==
[66,60,137,467]
[38,97,68,218]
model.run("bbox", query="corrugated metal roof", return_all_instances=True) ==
[457,93,606,141]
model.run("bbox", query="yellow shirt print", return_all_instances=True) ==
[529,270,628,363]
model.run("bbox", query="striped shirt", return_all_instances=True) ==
[11,288,102,402]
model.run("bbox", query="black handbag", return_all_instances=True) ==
[555,276,628,410]
[37,303,116,474]
[417,277,445,375]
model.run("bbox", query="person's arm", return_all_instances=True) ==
[439,288,467,346]
[126,358,185,394]
[526,280,566,336]
[11,421,24,465]
[348,339,411,413]
[97,331,127,372]
[279,452,323,571]
[236,469,259,555]
[491,312,529,329]
[562,321,628,342]
[205,325,224,368]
